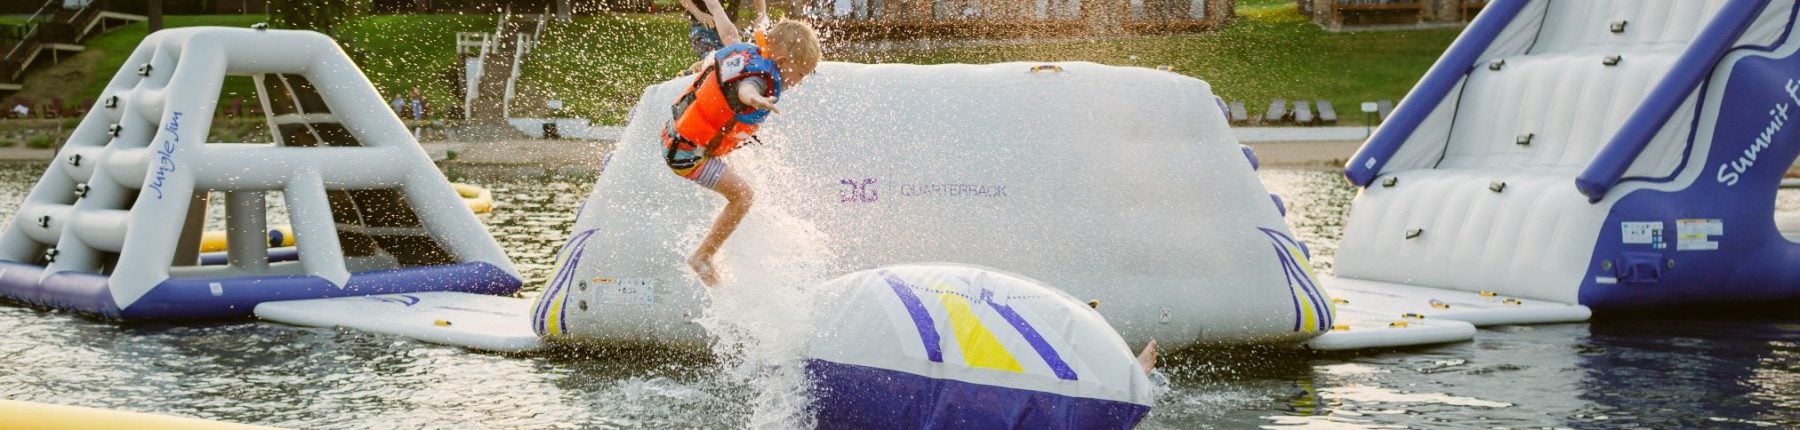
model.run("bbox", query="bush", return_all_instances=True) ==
[25,135,55,149]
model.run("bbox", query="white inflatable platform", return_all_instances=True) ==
[530,61,1340,351]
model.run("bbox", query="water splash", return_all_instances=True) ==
[686,146,841,429]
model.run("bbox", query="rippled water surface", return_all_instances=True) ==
[0,161,1796,429]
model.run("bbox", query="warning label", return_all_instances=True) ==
[595,277,657,305]
[1621,222,1665,249]
[1675,219,1723,251]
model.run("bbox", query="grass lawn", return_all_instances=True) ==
[77,14,493,119]
[515,13,694,124]
[20,2,1455,128]
[837,1,1457,125]
[81,15,269,109]
[337,14,500,112]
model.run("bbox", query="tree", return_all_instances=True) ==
[269,0,372,36]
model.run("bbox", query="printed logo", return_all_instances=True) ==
[840,178,878,203]
[1717,79,1799,186]
[900,183,1007,198]
[367,294,422,307]
[148,111,183,199]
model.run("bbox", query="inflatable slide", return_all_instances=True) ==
[1336,0,1800,318]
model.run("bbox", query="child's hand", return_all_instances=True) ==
[737,84,779,113]
[742,93,779,113]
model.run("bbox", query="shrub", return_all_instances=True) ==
[25,135,55,149]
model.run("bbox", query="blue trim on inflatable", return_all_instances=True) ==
[1342,0,1530,187]
[882,272,945,363]
[1575,0,1774,201]
[197,247,301,266]
[981,289,1078,381]
[806,359,1149,430]
[1612,1,1800,194]
[1579,22,1800,311]
[534,229,595,336]
[0,260,521,320]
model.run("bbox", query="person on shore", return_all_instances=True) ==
[661,1,820,286]
[678,0,766,58]
[408,87,425,121]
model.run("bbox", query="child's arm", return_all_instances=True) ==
[754,0,768,28]
[678,0,713,27]
[736,80,778,114]
[701,0,741,46]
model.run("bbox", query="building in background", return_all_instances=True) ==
[1303,0,1484,31]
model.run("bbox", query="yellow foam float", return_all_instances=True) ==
[197,183,494,252]
[0,399,280,430]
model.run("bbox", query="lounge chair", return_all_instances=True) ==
[1294,100,1315,126]
[1317,100,1339,125]
[1229,100,1250,125]
[1377,99,1394,124]
[1263,98,1287,125]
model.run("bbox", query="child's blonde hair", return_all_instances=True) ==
[765,20,821,77]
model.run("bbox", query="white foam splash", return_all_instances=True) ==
[688,148,842,429]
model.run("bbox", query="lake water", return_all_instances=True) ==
[0,161,1794,429]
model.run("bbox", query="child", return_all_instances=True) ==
[663,2,820,286]
[678,0,767,58]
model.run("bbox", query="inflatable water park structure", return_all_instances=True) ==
[1339,0,1800,313]
[0,27,521,319]
[9,0,1800,425]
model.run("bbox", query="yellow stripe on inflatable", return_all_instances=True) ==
[937,291,1023,373]
[1286,244,1320,333]
[541,247,578,337]
[0,399,280,430]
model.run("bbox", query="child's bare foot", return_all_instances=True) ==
[1137,338,1159,375]
[688,253,720,287]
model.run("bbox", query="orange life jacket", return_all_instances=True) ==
[664,38,783,159]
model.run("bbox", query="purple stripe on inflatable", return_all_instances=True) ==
[0,260,521,320]
[981,289,1078,381]
[537,230,593,328]
[806,359,1149,430]
[1272,242,1305,332]
[881,272,944,363]
[535,229,596,336]
[1262,227,1331,332]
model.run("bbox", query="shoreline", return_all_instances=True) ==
[0,138,1363,168]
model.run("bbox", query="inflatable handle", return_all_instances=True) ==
[1575,0,1771,202]
[1029,64,1064,74]
[1341,0,1530,187]
[1241,144,1261,171]
[1270,193,1286,217]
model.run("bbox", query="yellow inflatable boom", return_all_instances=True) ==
[198,183,494,252]
[0,399,281,430]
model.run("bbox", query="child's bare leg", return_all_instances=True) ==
[689,166,753,286]
[1137,338,1159,375]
